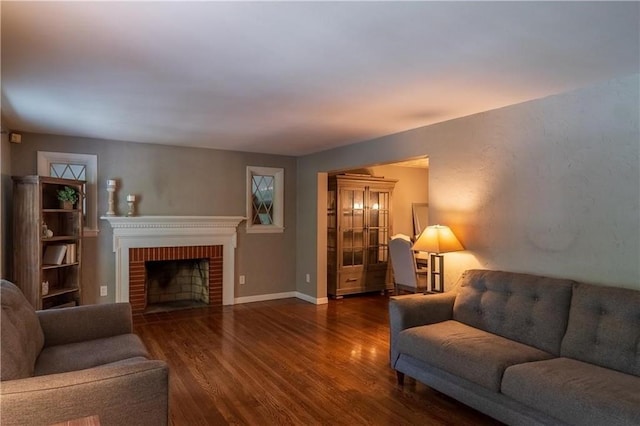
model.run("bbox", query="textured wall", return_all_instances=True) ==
[9,134,297,303]
[297,74,640,297]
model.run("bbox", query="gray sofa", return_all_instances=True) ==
[1,280,169,426]
[389,269,640,426]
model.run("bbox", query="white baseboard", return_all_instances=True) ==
[295,291,328,305]
[234,291,296,304]
[234,291,329,305]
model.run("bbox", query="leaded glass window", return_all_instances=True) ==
[50,163,86,181]
[251,175,274,225]
[246,166,284,233]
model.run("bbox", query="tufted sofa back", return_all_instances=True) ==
[452,270,575,355]
[561,282,640,376]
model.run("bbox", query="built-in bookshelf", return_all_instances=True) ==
[12,176,83,309]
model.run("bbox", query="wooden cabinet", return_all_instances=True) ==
[12,176,83,309]
[327,174,397,298]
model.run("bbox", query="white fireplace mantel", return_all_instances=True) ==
[101,215,245,306]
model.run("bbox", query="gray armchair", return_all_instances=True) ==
[1,280,168,426]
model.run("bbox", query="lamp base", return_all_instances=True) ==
[429,254,445,293]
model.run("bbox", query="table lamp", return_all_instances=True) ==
[412,225,464,292]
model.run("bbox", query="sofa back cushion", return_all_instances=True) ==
[561,282,640,376]
[453,270,574,355]
[1,280,45,380]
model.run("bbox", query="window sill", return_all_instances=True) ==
[246,225,285,234]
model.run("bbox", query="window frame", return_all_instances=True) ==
[37,151,98,237]
[246,166,284,234]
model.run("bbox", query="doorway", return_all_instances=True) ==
[320,157,429,299]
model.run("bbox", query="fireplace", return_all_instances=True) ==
[129,245,222,313]
[101,216,245,313]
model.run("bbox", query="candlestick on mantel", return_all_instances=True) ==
[126,194,136,217]
[106,179,117,216]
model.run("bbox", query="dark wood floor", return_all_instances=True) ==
[133,294,503,426]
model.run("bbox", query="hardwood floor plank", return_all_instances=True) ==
[134,294,503,426]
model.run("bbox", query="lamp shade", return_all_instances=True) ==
[412,225,464,254]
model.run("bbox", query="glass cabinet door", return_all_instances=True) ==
[327,189,337,270]
[366,189,390,265]
[340,188,365,267]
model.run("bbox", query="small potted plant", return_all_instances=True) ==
[57,186,78,210]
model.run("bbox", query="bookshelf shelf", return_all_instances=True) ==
[42,236,79,242]
[13,175,84,310]
[42,262,80,270]
[42,208,81,213]
[42,286,80,299]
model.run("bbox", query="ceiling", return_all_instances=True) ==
[2,2,638,156]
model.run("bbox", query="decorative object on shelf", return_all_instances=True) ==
[43,244,67,265]
[106,179,117,216]
[412,224,464,293]
[126,194,136,217]
[41,221,54,238]
[57,186,78,210]
[65,243,77,264]
[41,281,49,296]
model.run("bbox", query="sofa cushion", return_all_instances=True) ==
[452,269,574,355]
[397,320,554,391]
[561,282,640,376]
[1,280,45,380]
[34,334,150,376]
[502,357,640,426]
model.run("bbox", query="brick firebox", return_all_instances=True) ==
[129,245,223,314]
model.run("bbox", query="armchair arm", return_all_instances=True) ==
[1,358,168,426]
[388,292,457,367]
[37,303,133,347]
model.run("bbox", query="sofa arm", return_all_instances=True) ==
[389,292,456,368]
[38,303,133,347]
[0,358,168,426]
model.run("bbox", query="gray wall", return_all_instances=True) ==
[297,74,640,298]
[9,134,297,303]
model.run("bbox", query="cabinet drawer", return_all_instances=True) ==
[338,271,363,290]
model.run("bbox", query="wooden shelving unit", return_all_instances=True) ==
[12,175,84,310]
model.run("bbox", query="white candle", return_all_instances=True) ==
[107,179,116,187]
[127,194,135,202]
